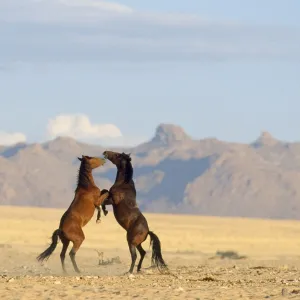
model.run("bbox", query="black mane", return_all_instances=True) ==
[124,159,133,183]
[76,159,92,190]
[116,155,133,184]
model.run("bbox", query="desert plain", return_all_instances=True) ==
[1,206,300,299]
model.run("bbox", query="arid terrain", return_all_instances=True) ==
[1,206,300,299]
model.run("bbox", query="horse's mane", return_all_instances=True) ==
[76,159,92,191]
[124,159,133,183]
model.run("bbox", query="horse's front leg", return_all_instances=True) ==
[94,189,109,224]
[102,204,108,216]
[95,205,101,224]
[96,189,111,218]
[102,197,114,216]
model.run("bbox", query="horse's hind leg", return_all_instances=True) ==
[128,243,137,274]
[68,229,85,273]
[60,236,70,273]
[136,244,146,272]
[127,219,148,274]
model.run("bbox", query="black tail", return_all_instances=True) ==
[148,231,167,272]
[36,229,61,263]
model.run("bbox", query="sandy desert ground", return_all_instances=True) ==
[1,206,300,299]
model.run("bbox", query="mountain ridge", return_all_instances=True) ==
[1,123,300,220]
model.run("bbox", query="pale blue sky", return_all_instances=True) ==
[0,0,299,146]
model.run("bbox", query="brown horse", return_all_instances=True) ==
[36,155,109,273]
[102,151,167,274]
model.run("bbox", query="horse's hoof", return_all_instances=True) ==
[123,271,134,277]
[125,273,135,279]
[96,219,101,224]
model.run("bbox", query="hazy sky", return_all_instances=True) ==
[0,0,299,146]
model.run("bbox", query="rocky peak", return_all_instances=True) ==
[252,131,278,147]
[44,136,79,150]
[151,123,191,145]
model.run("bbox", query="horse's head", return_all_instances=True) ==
[103,151,131,169]
[77,155,106,169]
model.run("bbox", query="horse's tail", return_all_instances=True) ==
[36,229,61,263]
[148,231,167,271]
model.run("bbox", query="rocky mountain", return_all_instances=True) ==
[1,123,300,220]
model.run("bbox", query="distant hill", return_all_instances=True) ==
[1,123,300,220]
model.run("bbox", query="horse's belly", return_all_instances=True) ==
[82,216,92,227]
[73,207,94,227]
[113,205,140,230]
[113,210,128,230]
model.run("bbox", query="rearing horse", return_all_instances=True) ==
[37,155,109,273]
[102,151,167,274]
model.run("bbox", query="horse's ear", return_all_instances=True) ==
[77,157,82,161]
[127,153,131,157]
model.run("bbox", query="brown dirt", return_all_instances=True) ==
[1,206,300,299]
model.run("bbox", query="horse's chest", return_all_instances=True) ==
[111,191,125,205]
[111,189,136,206]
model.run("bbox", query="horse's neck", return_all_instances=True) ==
[77,170,96,190]
[87,173,96,186]
[114,170,135,193]
[115,169,126,184]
